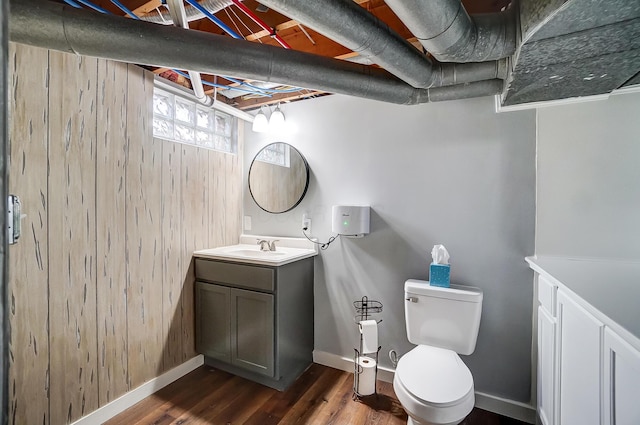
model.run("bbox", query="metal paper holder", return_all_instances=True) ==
[352,296,383,400]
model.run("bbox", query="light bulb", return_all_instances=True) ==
[252,109,269,133]
[269,105,286,131]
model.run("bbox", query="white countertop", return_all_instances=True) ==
[194,234,318,267]
[526,256,640,341]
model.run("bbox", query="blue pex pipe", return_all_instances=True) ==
[183,0,242,40]
[109,0,141,20]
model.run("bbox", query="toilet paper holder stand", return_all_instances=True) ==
[353,296,383,400]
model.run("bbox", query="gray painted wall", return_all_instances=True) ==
[243,95,536,402]
[536,91,640,260]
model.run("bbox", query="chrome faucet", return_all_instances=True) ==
[257,239,278,251]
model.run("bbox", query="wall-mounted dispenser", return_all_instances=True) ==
[332,205,370,238]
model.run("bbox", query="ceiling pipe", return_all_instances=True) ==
[384,0,517,62]
[9,0,503,106]
[139,0,233,25]
[166,0,212,106]
[230,0,291,49]
[255,0,507,88]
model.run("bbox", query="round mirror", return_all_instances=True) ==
[248,143,310,213]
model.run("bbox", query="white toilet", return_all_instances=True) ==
[393,279,483,425]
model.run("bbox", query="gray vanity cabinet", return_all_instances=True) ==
[194,256,313,390]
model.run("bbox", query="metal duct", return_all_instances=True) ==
[9,0,502,105]
[139,0,233,25]
[256,0,508,88]
[385,0,517,62]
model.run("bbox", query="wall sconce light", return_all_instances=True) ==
[252,107,269,133]
[252,104,286,133]
[269,104,286,131]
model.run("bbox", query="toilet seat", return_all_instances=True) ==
[393,345,475,425]
[396,345,473,406]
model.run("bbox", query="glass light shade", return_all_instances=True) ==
[269,106,286,131]
[252,110,269,132]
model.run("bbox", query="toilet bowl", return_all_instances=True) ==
[393,345,475,425]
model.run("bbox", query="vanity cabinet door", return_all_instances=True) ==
[557,289,603,425]
[231,288,274,377]
[538,305,557,425]
[603,328,640,425]
[195,282,231,362]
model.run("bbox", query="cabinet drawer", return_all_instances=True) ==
[538,274,556,316]
[195,259,275,292]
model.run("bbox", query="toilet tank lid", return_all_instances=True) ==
[405,279,483,303]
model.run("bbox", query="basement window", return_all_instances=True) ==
[256,142,290,167]
[152,87,237,153]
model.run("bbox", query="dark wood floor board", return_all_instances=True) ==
[105,367,232,425]
[168,375,252,423]
[243,363,328,425]
[276,366,349,425]
[106,364,530,425]
[193,380,275,425]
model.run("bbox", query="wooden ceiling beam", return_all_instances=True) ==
[132,0,163,16]
[232,89,327,110]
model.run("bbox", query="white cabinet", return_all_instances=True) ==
[530,258,640,425]
[537,305,556,425]
[603,329,640,425]
[557,289,603,425]
[537,275,557,425]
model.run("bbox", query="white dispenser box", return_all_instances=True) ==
[332,206,370,237]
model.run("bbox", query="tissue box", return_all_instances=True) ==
[429,263,450,288]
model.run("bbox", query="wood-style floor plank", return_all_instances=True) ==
[107,364,529,425]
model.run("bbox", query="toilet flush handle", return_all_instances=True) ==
[405,296,418,303]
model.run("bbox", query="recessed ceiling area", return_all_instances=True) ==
[9,0,640,111]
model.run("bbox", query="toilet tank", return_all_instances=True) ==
[404,279,483,355]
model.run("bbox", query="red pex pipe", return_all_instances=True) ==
[230,0,291,49]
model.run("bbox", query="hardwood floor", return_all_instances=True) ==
[106,364,529,425]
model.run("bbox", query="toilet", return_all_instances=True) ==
[393,279,483,425]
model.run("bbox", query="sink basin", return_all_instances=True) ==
[193,236,318,266]
[226,249,286,257]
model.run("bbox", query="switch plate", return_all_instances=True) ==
[243,215,252,231]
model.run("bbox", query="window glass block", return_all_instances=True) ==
[175,97,196,124]
[215,112,232,136]
[196,130,213,147]
[214,135,231,152]
[175,124,195,142]
[153,117,174,139]
[197,107,213,129]
[153,92,173,118]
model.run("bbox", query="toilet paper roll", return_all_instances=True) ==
[359,320,378,354]
[357,357,377,396]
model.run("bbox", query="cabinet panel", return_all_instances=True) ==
[196,282,231,362]
[231,288,275,377]
[538,306,557,425]
[557,290,603,425]
[195,259,274,292]
[603,329,640,425]
[538,275,557,315]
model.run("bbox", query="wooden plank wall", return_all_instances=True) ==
[7,44,243,424]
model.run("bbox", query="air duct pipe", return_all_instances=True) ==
[138,0,233,25]
[9,0,503,105]
[384,0,517,62]
[256,0,508,88]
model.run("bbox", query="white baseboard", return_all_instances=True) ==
[475,392,536,424]
[313,350,536,424]
[71,355,204,425]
